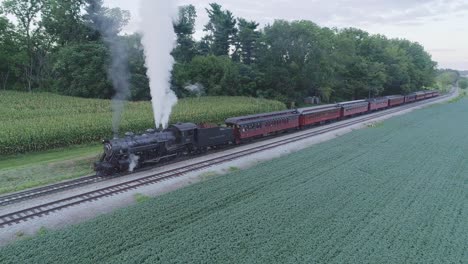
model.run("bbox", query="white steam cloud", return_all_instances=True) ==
[129,154,140,172]
[140,0,178,129]
[185,83,205,96]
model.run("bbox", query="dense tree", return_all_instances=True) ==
[236,18,260,65]
[435,69,459,90]
[203,3,237,56]
[2,0,45,91]
[255,20,337,102]
[51,42,111,98]
[459,77,468,89]
[42,0,87,46]
[0,15,21,90]
[123,33,150,100]
[178,55,240,96]
[334,29,387,99]
[173,5,197,63]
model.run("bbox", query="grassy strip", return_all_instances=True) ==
[0,144,100,194]
[1,100,467,263]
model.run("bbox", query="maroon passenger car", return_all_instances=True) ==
[405,93,417,103]
[339,100,369,117]
[367,97,389,111]
[387,95,405,107]
[425,91,436,99]
[298,104,341,128]
[225,110,300,143]
[415,92,426,101]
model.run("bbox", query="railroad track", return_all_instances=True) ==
[0,92,453,228]
[0,175,103,207]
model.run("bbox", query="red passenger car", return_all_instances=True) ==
[367,97,389,111]
[225,110,300,143]
[405,93,417,103]
[425,91,437,98]
[298,104,341,128]
[415,92,426,100]
[339,100,369,117]
[387,95,405,107]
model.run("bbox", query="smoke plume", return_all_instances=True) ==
[94,10,131,137]
[108,40,131,137]
[140,0,178,129]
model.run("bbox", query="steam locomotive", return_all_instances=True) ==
[94,123,234,175]
[95,90,439,176]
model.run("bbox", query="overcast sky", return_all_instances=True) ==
[108,1,465,70]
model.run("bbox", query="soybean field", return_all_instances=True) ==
[0,91,285,155]
[0,99,466,263]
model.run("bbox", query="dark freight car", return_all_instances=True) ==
[298,104,341,127]
[196,127,234,148]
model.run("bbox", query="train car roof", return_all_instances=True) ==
[367,97,388,102]
[338,100,368,106]
[225,109,299,125]
[386,95,405,99]
[298,104,340,114]
[169,122,198,132]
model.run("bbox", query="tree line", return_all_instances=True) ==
[0,1,438,104]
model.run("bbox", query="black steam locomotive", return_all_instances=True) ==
[94,123,234,175]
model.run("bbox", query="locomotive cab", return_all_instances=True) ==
[168,123,197,145]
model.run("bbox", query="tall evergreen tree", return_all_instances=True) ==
[236,18,260,65]
[203,3,237,57]
[173,5,197,63]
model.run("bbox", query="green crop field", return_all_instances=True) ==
[1,99,467,263]
[0,91,285,155]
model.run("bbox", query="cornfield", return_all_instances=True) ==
[0,91,286,155]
